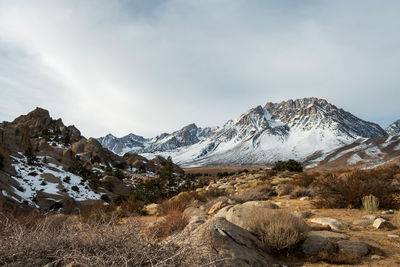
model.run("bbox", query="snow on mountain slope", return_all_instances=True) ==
[98,124,213,156]
[309,135,400,169]
[99,98,388,166]
[386,120,400,135]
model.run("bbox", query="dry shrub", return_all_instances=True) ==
[259,169,278,181]
[312,168,400,209]
[158,192,195,215]
[149,208,189,239]
[290,172,320,187]
[115,195,145,217]
[248,209,309,253]
[276,183,296,196]
[290,186,313,199]
[0,211,190,266]
[79,200,114,225]
[198,188,227,200]
[231,190,269,203]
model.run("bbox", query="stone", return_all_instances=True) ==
[308,231,349,241]
[208,201,225,215]
[381,210,394,215]
[371,255,383,260]
[214,205,234,218]
[373,218,395,229]
[301,235,335,256]
[143,203,159,215]
[353,218,375,226]
[101,175,131,197]
[225,201,279,231]
[166,217,273,266]
[337,240,369,257]
[293,211,314,219]
[183,207,207,218]
[300,196,310,201]
[388,234,399,238]
[310,217,346,231]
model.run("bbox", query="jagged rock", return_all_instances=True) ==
[373,218,395,229]
[37,139,54,152]
[101,175,131,197]
[301,235,335,256]
[310,217,346,231]
[337,240,369,257]
[62,148,75,161]
[167,217,273,266]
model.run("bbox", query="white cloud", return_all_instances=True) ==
[0,0,399,137]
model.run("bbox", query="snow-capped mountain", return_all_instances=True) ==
[99,98,388,166]
[98,124,213,156]
[386,120,400,135]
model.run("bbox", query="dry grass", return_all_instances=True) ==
[230,190,269,203]
[312,168,400,209]
[0,209,193,266]
[290,186,313,199]
[248,209,309,253]
[149,207,189,239]
[362,194,379,214]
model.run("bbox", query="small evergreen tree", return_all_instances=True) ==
[25,148,37,165]
[272,159,303,172]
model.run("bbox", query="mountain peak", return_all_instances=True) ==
[386,120,400,135]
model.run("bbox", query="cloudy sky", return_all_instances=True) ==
[0,0,399,138]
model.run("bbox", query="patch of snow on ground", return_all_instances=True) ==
[347,153,363,165]
[364,146,383,157]
[9,154,101,205]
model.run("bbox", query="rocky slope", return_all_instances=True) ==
[99,98,387,166]
[386,119,400,135]
[307,135,400,170]
[0,108,183,212]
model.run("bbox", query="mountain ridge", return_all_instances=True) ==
[98,97,388,166]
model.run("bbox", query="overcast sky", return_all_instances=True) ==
[0,0,399,138]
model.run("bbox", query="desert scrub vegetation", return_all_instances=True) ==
[149,207,189,239]
[362,194,379,214]
[312,167,400,209]
[249,209,309,253]
[0,209,191,266]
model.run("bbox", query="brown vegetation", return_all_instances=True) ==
[312,167,400,209]
[0,209,189,266]
[248,209,309,253]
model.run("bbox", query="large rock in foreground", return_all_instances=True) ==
[167,217,274,266]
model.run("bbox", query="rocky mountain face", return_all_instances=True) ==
[98,123,213,156]
[305,135,400,170]
[386,120,400,135]
[99,98,387,166]
[0,108,183,212]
